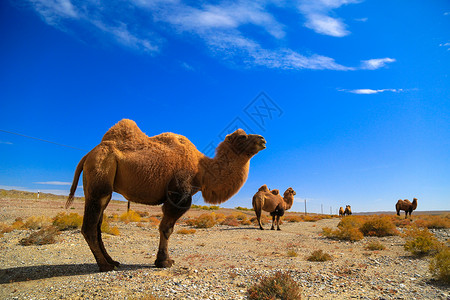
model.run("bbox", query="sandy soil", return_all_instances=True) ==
[0,197,448,299]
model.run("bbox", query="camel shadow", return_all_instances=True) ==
[218,226,260,231]
[0,263,155,284]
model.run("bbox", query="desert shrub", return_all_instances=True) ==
[360,216,398,237]
[52,212,83,231]
[365,240,386,251]
[235,206,253,211]
[416,215,450,229]
[250,215,270,225]
[247,272,302,300]
[148,216,160,227]
[186,213,216,228]
[404,226,443,256]
[429,247,450,284]
[287,250,298,257]
[20,226,59,246]
[24,216,53,230]
[177,228,196,234]
[392,217,412,228]
[307,250,332,262]
[0,222,14,234]
[191,204,219,210]
[220,215,240,227]
[12,217,25,230]
[120,210,141,223]
[285,215,303,223]
[101,215,120,235]
[135,210,149,217]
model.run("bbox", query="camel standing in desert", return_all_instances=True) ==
[252,185,296,230]
[66,119,266,271]
[396,198,418,219]
[339,207,345,217]
[344,205,352,216]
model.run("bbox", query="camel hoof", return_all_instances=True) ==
[111,260,120,267]
[155,259,174,268]
[99,263,116,272]
[259,227,264,230]
[277,228,281,231]
[270,227,275,230]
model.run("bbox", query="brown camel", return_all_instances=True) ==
[339,207,345,217]
[396,198,418,219]
[66,119,266,271]
[344,205,352,216]
[252,185,296,230]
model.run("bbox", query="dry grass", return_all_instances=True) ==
[360,215,399,237]
[403,226,443,257]
[287,249,298,257]
[19,226,59,246]
[24,216,53,230]
[307,249,332,262]
[322,216,364,242]
[186,213,217,228]
[101,215,120,236]
[365,240,386,251]
[284,215,303,222]
[247,272,302,300]
[429,247,450,284]
[52,212,83,231]
[120,210,142,223]
[176,228,196,234]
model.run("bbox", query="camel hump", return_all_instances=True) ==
[258,185,269,192]
[271,189,280,195]
[101,119,149,145]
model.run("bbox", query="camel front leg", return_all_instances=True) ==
[155,191,192,268]
[270,211,276,230]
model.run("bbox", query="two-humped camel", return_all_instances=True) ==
[344,205,352,216]
[252,185,296,230]
[396,198,418,219]
[66,119,266,271]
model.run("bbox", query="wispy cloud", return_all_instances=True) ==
[360,58,396,70]
[298,0,361,37]
[0,141,13,145]
[21,0,392,71]
[439,42,450,50]
[339,88,404,94]
[35,181,72,185]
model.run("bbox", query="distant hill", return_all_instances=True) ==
[0,189,82,202]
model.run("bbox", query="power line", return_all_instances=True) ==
[0,129,87,152]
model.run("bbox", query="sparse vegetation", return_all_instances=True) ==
[360,215,398,237]
[403,226,443,256]
[52,212,83,231]
[287,249,298,257]
[429,247,450,284]
[284,215,303,222]
[101,215,120,236]
[20,226,59,246]
[365,240,386,251]
[191,204,219,210]
[322,216,364,242]
[176,228,196,234]
[235,206,253,211]
[307,249,332,262]
[24,216,53,230]
[247,272,302,300]
[186,213,217,228]
[120,210,142,223]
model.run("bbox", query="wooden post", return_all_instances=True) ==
[304,198,307,216]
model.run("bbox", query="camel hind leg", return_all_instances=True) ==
[252,198,264,230]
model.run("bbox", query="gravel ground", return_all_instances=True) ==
[0,198,449,299]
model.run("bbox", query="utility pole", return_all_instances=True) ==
[304,198,307,216]
[321,204,323,215]
[330,206,332,215]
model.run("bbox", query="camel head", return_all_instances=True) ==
[223,129,266,158]
[283,187,296,198]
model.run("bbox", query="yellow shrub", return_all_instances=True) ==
[24,216,53,230]
[360,216,398,237]
[186,213,216,228]
[404,226,443,256]
[177,228,196,234]
[52,212,83,230]
[429,247,450,284]
[120,210,141,223]
[101,215,120,235]
[284,215,303,222]
[307,249,332,262]
[365,240,386,251]
[0,222,13,233]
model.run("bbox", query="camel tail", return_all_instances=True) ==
[66,155,87,209]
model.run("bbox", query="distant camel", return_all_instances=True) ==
[396,198,418,219]
[344,205,352,216]
[66,119,266,271]
[252,185,296,230]
[339,207,345,217]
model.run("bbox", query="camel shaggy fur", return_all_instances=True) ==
[252,185,296,230]
[396,198,418,219]
[66,119,266,271]
[344,205,352,216]
[339,207,345,217]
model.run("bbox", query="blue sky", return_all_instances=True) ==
[0,0,449,213]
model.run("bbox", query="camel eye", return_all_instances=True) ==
[238,135,247,141]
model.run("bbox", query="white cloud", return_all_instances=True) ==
[298,0,361,37]
[34,181,72,185]
[360,58,396,70]
[340,88,404,94]
[355,17,368,22]
[439,42,450,50]
[0,141,13,145]
[22,0,389,71]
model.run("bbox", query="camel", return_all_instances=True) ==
[339,207,345,217]
[66,119,266,271]
[396,198,418,219]
[252,185,296,230]
[344,205,352,216]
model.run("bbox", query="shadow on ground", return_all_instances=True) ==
[0,263,155,284]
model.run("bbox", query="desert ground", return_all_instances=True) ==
[0,195,449,300]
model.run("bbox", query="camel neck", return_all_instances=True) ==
[198,154,250,205]
[284,195,294,210]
